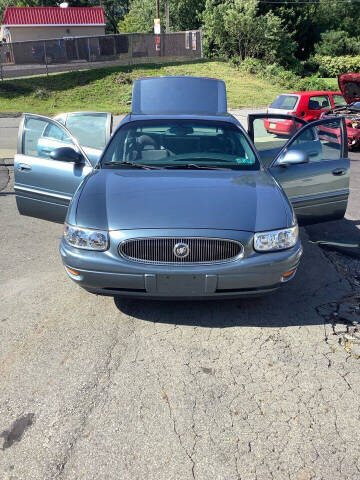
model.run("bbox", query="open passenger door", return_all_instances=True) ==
[14,114,93,223]
[14,111,112,223]
[248,114,350,225]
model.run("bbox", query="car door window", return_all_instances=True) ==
[65,113,109,150]
[288,118,343,162]
[43,123,70,142]
[332,94,346,107]
[249,116,306,167]
[308,95,330,110]
[23,117,73,158]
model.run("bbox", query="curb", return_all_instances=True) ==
[0,113,22,118]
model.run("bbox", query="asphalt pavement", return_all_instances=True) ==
[1,111,360,480]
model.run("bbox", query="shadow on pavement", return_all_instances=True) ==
[113,227,353,327]
[307,217,360,259]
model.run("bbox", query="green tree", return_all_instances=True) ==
[262,11,297,66]
[169,0,205,31]
[315,30,360,56]
[258,0,360,59]
[119,0,205,34]
[118,0,154,33]
[223,0,263,59]
[202,0,296,66]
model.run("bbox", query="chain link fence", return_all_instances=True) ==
[0,30,202,80]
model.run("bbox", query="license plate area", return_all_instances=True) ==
[156,274,205,295]
[270,123,277,128]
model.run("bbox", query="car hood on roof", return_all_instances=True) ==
[338,73,360,104]
[73,169,293,232]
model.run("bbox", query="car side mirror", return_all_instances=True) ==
[50,147,82,164]
[275,149,309,167]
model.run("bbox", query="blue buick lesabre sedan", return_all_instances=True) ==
[14,76,350,298]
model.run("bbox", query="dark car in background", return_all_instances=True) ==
[265,90,346,136]
[321,73,360,149]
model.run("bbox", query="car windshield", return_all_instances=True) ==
[101,120,259,170]
[270,95,299,110]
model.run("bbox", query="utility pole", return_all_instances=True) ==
[165,2,170,33]
[156,0,160,18]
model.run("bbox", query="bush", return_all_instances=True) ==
[314,55,360,77]
[315,31,360,57]
[230,56,263,74]
[114,72,133,85]
[235,57,330,90]
[33,88,49,100]
[301,56,319,75]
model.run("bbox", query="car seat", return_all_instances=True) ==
[136,134,169,161]
[308,100,320,110]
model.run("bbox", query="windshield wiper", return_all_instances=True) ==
[164,163,231,170]
[104,161,161,170]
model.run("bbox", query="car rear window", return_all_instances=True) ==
[270,95,299,110]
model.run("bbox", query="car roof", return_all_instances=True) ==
[292,91,342,96]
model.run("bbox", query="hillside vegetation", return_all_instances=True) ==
[0,60,338,115]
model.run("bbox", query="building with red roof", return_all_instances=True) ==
[1,6,105,43]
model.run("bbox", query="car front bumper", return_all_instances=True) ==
[59,232,303,299]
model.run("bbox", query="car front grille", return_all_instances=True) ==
[118,237,244,265]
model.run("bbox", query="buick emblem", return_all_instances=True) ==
[173,242,190,259]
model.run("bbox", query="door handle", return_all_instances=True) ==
[17,163,32,171]
[332,168,346,176]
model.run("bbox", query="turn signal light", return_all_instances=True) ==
[282,268,296,279]
[65,266,80,276]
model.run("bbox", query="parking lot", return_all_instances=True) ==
[1,112,360,480]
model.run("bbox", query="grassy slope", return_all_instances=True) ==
[0,59,337,115]
[0,60,287,115]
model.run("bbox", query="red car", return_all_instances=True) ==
[321,73,360,149]
[264,90,346,136]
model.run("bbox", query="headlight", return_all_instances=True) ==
[254,225,298,252]
[64,223,109,251]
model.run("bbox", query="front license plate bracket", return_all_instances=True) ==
[156,274,205,295]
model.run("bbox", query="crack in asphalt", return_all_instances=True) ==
[156,370,198,479]
[54,319,137,478]
[317,294,360,359]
